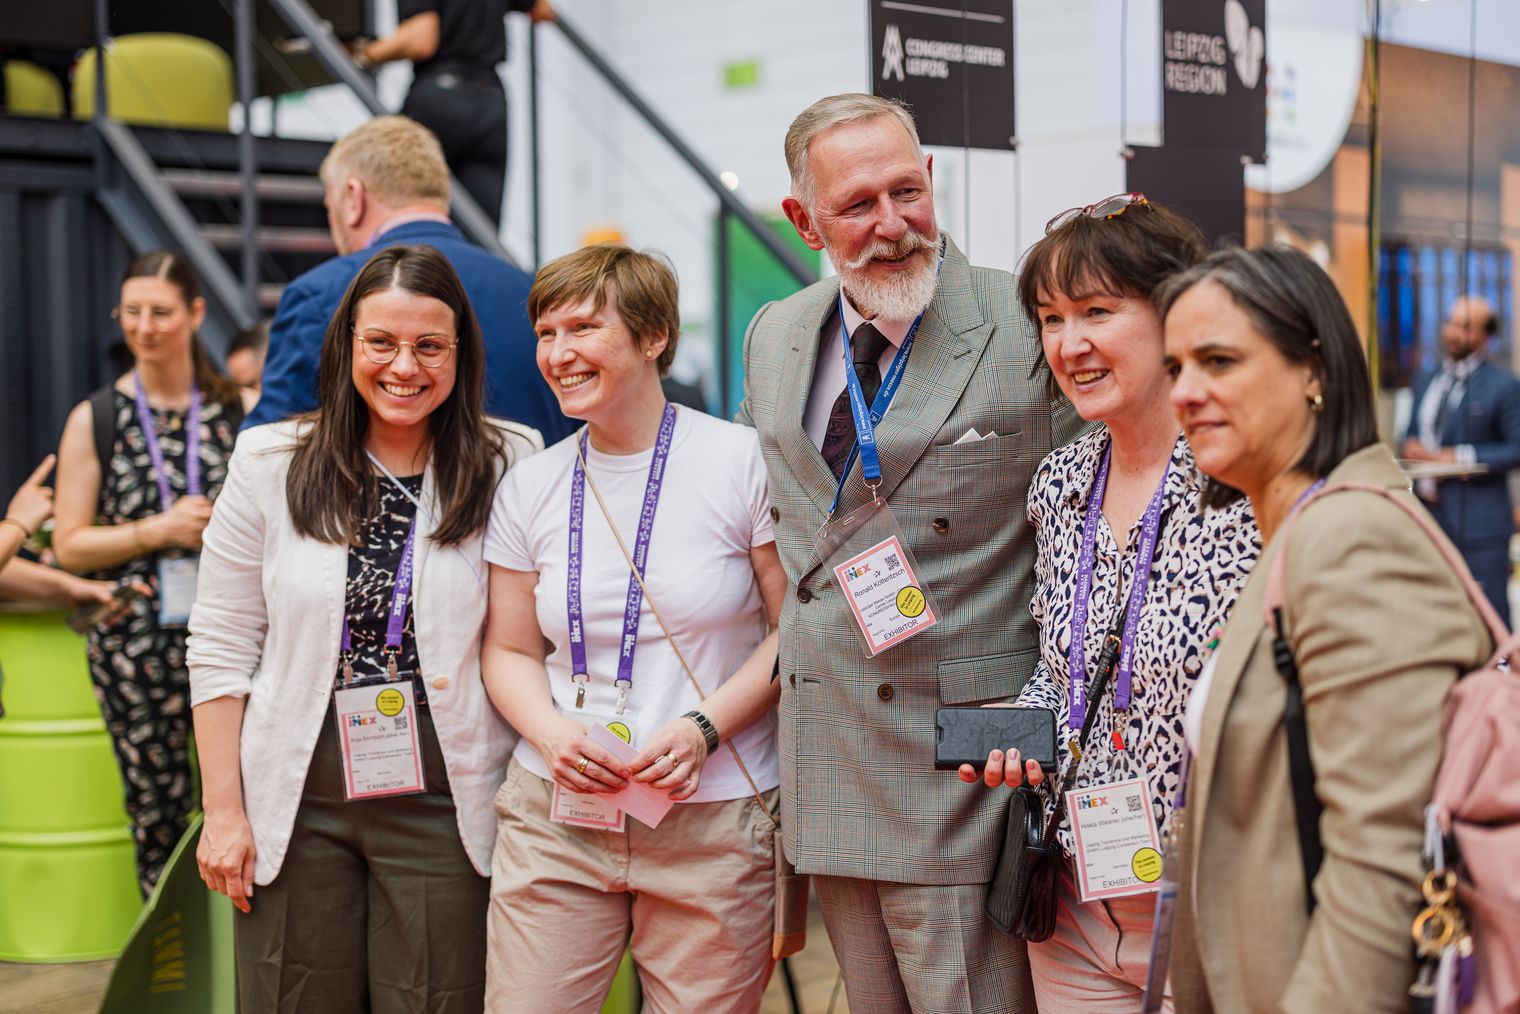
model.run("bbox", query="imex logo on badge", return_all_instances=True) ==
[844,563,872,580]
[1076,795,1109,810]
[348,714,378,728]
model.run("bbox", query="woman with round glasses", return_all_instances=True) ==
[960,196,1259,1010]
[52,250,250,895]
[187,244,540,1010]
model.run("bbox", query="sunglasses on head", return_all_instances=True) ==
[1045,193,1150,235]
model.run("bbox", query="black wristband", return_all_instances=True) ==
[683,710,719,754]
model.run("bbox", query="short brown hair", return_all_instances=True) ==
[528,244,681,374]
[1017,199,1207,328]
[320,116,450,209]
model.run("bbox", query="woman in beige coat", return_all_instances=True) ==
[1159,246,1494,1012]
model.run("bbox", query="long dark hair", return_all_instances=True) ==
[285,245,504,546]
[1156,245,1379,507]
[121,251,243,407]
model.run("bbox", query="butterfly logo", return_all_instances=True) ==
[1224,0,1265,90]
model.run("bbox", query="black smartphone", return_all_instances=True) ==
[933,706,1057,772]
[66,583,143,634]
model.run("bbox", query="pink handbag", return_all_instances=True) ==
[1264,481,1520,1013]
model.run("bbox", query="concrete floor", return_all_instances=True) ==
[0,898,848,1014]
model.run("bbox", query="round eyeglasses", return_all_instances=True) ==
[1045,192,1150,235]
[354,332,457,368]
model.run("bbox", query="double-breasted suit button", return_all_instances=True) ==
[789,674,796,688]
[432,675,450,690]
[876,683,894,701]
[932,517,950,533]
[769,506,781,523]
[797,586,813,603]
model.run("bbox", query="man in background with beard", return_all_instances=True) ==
[736,93,1083,1012]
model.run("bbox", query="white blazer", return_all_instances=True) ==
[187,419,540,883]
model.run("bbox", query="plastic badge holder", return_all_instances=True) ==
[813,496,941,657]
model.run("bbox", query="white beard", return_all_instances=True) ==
[835,231,941,321]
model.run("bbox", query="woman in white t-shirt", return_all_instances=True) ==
[480,244,787,1012]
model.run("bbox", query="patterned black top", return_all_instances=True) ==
[93,388,239,585]
[1017,425,1260,853]
[335,474,428,705]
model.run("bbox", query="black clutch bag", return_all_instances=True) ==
[984,561,1149,940]
[985,784,1061,940]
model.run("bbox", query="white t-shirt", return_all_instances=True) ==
[484,408,779,803]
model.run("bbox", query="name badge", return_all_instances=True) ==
[156,554,199,627]
[333,679,425,801]
[549,711,638,833]
[813,497,939,656]
[1067,777,1164,902]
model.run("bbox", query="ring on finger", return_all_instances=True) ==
[663,752,678,768]
[575,756,590,775]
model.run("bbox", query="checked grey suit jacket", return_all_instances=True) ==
[736,236,1086,884]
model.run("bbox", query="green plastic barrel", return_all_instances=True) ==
[0,605,141,961]
[602,950,638,1013]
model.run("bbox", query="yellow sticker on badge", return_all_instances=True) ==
[1131,846,1163,883]
[605,720,633,744]
[375,687,406,717]
[895,585,926,618]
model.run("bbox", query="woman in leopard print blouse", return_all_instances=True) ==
[961,198,1260,1011]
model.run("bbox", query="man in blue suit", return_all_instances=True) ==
[1402,295,1520,624]
[245,115,572,444]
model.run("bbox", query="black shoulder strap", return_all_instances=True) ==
[88,385,117,479]
[1270,605,1324,913]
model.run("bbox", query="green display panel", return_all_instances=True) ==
[716,213,820,416]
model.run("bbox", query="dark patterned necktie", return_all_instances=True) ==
[821,321,891,479]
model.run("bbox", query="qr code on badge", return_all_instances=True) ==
[394,714,409,731]
[1127,795,1143,813]
[884,552,900,570]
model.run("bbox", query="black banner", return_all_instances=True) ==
[1159,0,1267,161]
[869,0,1015,151]
[1128,0,1267,243]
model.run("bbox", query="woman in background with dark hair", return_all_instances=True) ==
[1160,246,1494,1011]
[187,244,538,1011]
[52,250,250,894]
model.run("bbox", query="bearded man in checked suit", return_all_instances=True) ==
[735,93,1084,1012]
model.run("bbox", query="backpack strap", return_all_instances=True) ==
[1259,480,1518,914]
[87,384,117,480]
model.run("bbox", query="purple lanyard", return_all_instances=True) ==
[566,403,677,711]
[1068,440,1174,729]
[340,517,418,683]
[133,371,202,507]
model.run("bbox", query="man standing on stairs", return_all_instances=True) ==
[245,115,573,443]
[351,0,554,230]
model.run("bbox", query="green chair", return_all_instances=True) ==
[73,33,233,131]
[0,607,140,962]
[3,60,65,117]
[98,815,236,1014]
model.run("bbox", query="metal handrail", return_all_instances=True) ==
[95,118,257,337]
[263,0,516,266]
[548,13,817,287]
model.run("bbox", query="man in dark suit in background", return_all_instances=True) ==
[1403,294,1520,623]
[245,115,572,444]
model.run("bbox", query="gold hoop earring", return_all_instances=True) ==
[1309,393,1324,414]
